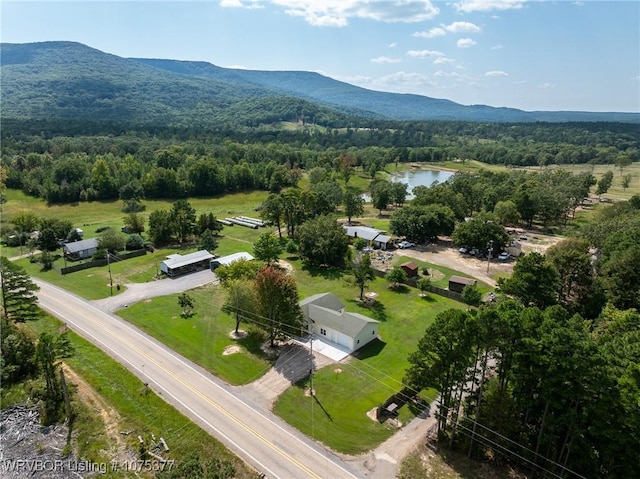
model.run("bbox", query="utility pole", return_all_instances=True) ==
[486,240,494,274]
[107,252,113,296]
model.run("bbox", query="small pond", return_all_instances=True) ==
[391,169,454,199]
[362,169,454,202]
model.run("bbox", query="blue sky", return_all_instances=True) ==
[2,1,639,112]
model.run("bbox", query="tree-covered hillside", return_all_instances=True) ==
[0,42,356,128]
[2,42,639,128]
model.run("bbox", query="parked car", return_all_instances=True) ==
[398,240,416,249]
[498,252,510,261]
[469,248,479,256]
[458,247,468,254]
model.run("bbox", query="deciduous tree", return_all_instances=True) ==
[253,232,283,265]
[254,266,303,347]
[296,215,349,267]
[498,252,559,308]
[351,253,376,300]
[343,189,364,225]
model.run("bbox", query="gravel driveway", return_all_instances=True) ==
[92,269,218,312]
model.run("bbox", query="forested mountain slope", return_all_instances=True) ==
[2,41,638,127]
[0,41,356,128]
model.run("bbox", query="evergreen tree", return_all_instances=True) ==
[0,256,40,322]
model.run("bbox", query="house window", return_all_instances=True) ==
[357,339,360,344]
[372,330,375,335]
[320,328,326,336]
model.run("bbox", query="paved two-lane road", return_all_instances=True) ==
[35,279,360,479]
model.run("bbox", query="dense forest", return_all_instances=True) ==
[1,119,638,204]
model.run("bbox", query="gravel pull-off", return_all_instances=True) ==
[0,405,100,478]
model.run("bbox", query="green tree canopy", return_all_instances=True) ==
[351,253,376,300]
[254,266,304,347]
[296,215,349,267]
[451,212,510,252]
[498,252,559,308]
[253,232,283,265]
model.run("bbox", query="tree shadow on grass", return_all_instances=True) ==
[301,263,344,280]
[388,284,411,294]
[419,294,438,303]
[346,298,388,322]
[236,330,275,362]
[352,338,387,360]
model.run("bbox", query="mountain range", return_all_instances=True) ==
[1,41,638,127]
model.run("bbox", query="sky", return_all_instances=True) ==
[2,0,639,113]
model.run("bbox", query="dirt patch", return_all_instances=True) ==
[144,299,152,303]
[229,329,248,340]
[223,345,242,356]
[334,368,342,374]
[277,259,294,273]
[260,341,286,357]
[61,364,132,464]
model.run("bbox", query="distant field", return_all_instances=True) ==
[521,162,640,200]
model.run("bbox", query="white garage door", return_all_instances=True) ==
[330,330,351,349]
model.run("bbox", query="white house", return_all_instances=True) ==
[299,293,379,353]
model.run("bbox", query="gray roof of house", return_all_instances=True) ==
[300,292,345,312]
[162,250,215,269]
[300,292,378,337]
[343,226,381,242]
[63,238,99,254]
[308,305,378,337]
[374,234,392,244]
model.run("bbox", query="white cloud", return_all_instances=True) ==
[539,82,556,89]
[237,0,442,27]
[485,70,508,77]
[457,38,477,48]
[414,21,479,39]
[388,42,398,48]
[491,44,503,50]
[433,57,455,65]
[413,27,446,38]
[454,0,526,13]
[371,56,402,64]
[407,49,445,58]
[445,21,481,33]
[220,0,263,9]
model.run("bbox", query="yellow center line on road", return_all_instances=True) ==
[38,286,325,479]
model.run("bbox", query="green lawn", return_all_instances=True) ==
[5,314,256,478]
[270,258,464,454]
[117,285,273,385]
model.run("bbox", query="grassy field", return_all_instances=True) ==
[113,250,465,454]
[2,314,257,479]
[521,162,640,200]
[117,285,273,386]
[275,259,463,454]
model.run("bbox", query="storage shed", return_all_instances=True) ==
[448,275,477,293]
[160,250,215,277]
[400,261,419,278]
[210,252,254,271]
